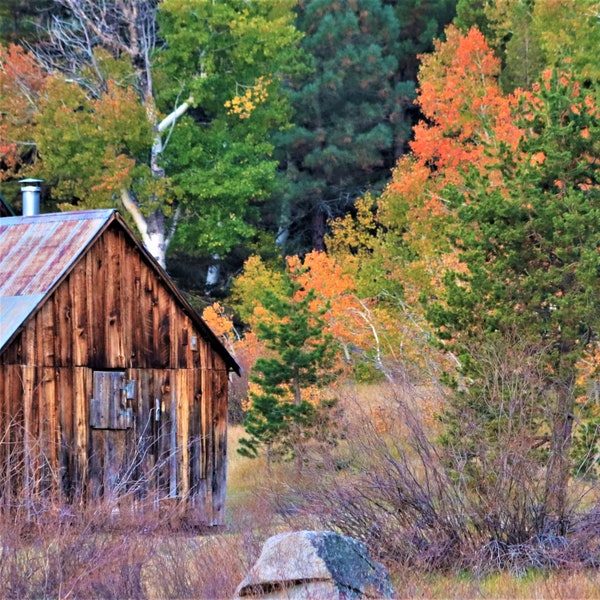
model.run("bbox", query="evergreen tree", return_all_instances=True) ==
[394,0,457,81]
[275,0,415,253]
[238,284,337,465]
[429,68,600,530]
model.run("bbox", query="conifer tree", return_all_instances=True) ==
[275,0,415,253]
[238,285,336,465]
[428,67,600,530]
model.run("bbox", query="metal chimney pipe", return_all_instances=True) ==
[19,178,43,216]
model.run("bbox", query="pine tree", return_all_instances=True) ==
[238,285,337,466]
[429,67,600,530]
[275,0,415,253]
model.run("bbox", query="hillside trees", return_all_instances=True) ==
[230,247,422,461]
[2,0,303,275]
[430,68,600,528]
[326,26,516,361]
[401,26,599,529]
[323,23,600,533]
[153,0,304,281]
[532,0,600,82]
[454,0,600,91]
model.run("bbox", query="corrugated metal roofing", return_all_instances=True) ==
[0,210,114,349]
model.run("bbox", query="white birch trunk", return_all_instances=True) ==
[119,99,191,268]
[205,254,221,289]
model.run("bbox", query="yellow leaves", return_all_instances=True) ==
[225,76,271,119]
[230,255,287,324]
[576,343,600,397]
[328,196,378,259]
[202,302,236,353]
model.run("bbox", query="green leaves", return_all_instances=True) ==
[34,77,153,209]
[155,0,305,258]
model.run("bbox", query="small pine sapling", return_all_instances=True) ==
[238,284,337,468]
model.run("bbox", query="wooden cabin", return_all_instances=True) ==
[0,209,239,525]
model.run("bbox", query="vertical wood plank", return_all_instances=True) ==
[142,264,157,368]
[156,371,171,497]
[105,229,125,368]
[189,369,207,523]
[130,368,152,501]
[35,303,55,367]
[70,260,89,367]
[158,286,171,369]
[89,429,106,500]
[0,367,8,498]
[200,362,213,520]
[169,377,177,498]
[176,370,190,500]
[58,367,74,499]
[212,368,228,526]
[41,367,57,492]
[122,241,138,368]
[53,284,72,367]
[90,239,107,368]
[74,367,90,498]
[21,366,34,501]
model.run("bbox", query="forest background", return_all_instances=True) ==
[2,0,600,588]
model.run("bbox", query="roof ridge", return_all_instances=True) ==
[0,208,115,225]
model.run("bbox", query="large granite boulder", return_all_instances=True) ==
[234,530,396,599]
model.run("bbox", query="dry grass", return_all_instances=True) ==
[225,383,600,599]
[0,381,598,598]
[394,570,600,599]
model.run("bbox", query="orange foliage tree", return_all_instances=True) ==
[231,251,410,385]
[0,44,47,179]
[325,27,516,381]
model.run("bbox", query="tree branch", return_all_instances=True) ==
[120,188,148,239]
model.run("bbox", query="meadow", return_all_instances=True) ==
[0,381,599,599]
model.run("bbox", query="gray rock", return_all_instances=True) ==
[234,530,396,599]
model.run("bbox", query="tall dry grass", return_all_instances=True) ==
[0,374,599,598]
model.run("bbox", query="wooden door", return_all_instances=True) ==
[89,371,136,500]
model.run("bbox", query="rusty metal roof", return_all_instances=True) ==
[0,210,114,349]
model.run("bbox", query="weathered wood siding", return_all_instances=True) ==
[0,223,229,524]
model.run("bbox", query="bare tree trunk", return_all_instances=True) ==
[544,378,575,534]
